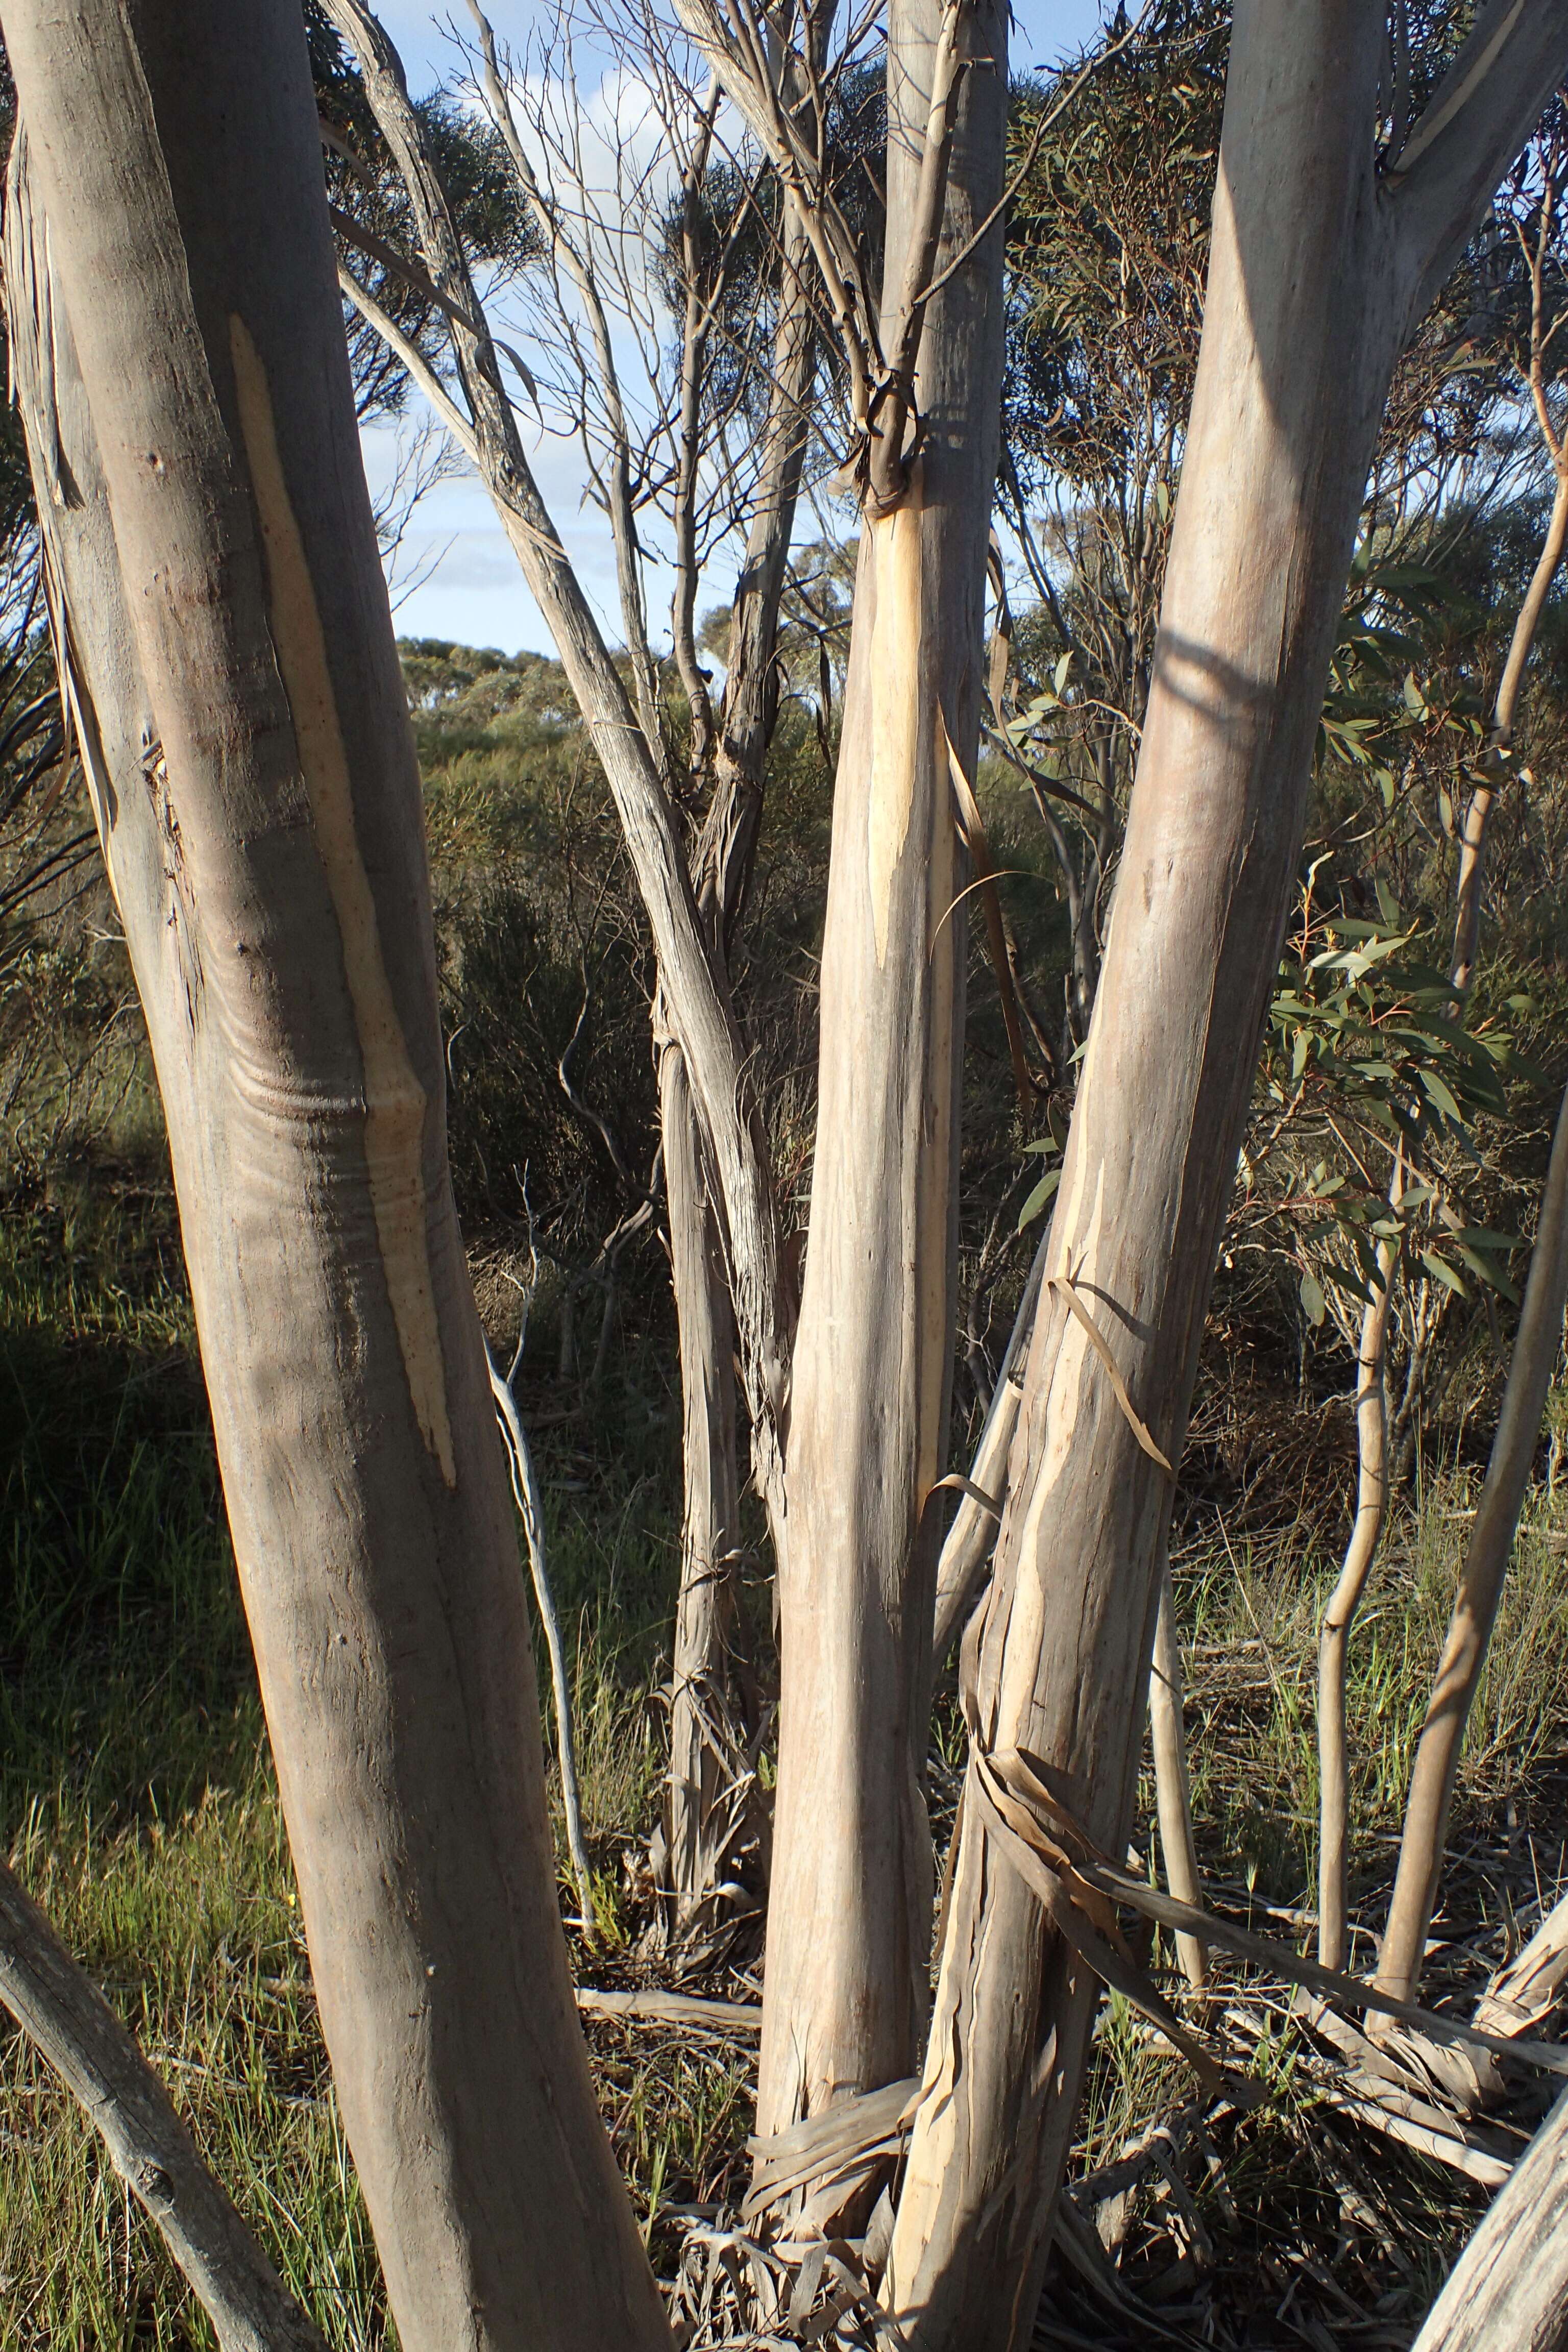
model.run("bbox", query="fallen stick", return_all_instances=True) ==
[0,1855,325,2352]
[574,1986,762,2032]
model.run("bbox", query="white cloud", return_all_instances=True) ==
[358,0,1120,656]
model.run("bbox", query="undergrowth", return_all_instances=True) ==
[5,1160,1568,2347]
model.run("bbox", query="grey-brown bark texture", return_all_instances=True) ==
[658,1034,747,1928]
[757,0,1009,2160]
[880,10,1568,2346]
[1411,2087,1568,2351]
[0,10,669,2348]
[658,212,817,1928]
[0,1853,325,2352]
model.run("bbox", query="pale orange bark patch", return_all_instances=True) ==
[866,495,924,967]
[228,314,456,1487]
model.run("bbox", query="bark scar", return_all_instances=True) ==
[866,491,924,967]
[228,313,456,1487]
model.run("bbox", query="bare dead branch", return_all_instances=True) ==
[0,1855,326,2352]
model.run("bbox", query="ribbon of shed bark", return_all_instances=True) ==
[966,1749,1233,2097]
[962,1729,1568,2086]
[1045,1270,1173,1474]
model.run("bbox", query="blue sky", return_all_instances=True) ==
[361,0,1118,656]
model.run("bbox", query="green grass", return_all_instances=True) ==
[0,1172,746,2347]
[1172,1480,1568,1934]
[6,1164,1568,2345]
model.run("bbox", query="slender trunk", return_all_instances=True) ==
[1410,2086,1568,2352]
[328,0,794,1551]
[0,22,669,2348]
[1377,1078,1568,2007]
[489,1351,597,1937]
[1149,1550,1206,1994]
[1451,463,1568,994]
[1318,1245,1396,1972]
[657,215,816,1924]
[756,0,1008,2172]
[881,13,1566,2339]
[658,1034,746,1930]
[695,211,817,948]
[932,1242,1048,1668]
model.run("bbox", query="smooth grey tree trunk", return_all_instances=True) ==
[757,0,1009,2167]
[1149,1551,1206,1994]
[658,1033,746,1928]
[881,11,1568,2343]
[0,14,670,2349]
[1318,1242,1397,1973]
[1411,2087,1568,2351]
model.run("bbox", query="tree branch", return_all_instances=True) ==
[0,1855,326,2352]
[1392,0,1568,319]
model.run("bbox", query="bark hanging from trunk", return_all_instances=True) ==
[881,11,1568,2341]
[756,0,1008,2166]
[0,18,669,2348]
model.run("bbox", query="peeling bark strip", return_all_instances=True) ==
[0,7,672,2346]
[229,315,454,1486]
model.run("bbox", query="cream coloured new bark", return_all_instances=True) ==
[882,9,1568,2344]
[1317,1243,1397,1973]
[756,0,1009,2150]
[0,11,670,2348]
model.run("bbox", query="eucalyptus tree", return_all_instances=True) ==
[1450,101,1568,994]
[880,10,1568,2346]
[328,0,1012,2171]
[0,4,670,2345]
[323,0,819,1936]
